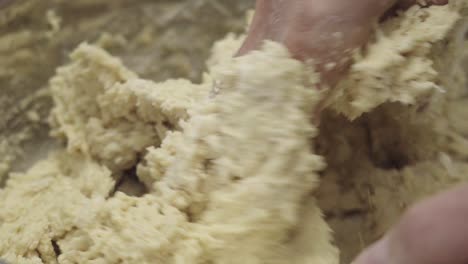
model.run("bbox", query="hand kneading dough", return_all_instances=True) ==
[1,2,467,264]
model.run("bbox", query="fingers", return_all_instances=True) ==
[238,0,448,57]
[237,0,273,56]
[398,0,448,9]
[353,184,468,264]
[237,0,449,87]
[238,0,397,58]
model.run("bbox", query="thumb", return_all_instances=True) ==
[352,184,468,264]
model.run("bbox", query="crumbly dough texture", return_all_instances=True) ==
[328,4,462,119]
[49,44,211,172]
[2,40,338,264]
[1,3,467,264]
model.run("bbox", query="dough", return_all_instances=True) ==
[1,2,467,264]
[1,42,337,264]
[329,4,463,119]
[0,153,114,264]
[49,43,211,172]
[316,3,468,261]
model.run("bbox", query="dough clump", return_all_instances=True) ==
[1,3,467,264]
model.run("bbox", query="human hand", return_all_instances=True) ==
[352,184,468,264]
[238,0,448,86]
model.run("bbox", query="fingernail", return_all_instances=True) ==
[352,237,391,264]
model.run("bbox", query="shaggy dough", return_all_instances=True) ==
[328,4,462,119]
[0,153,114,264]
[2,41,338,264]
[49,44,212,172]
[316,3,468,261]
[1,3,467,264]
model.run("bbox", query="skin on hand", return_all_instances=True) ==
[352,184,468,264]
[238,0,448,86]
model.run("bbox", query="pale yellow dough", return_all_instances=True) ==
[1,3,467,264]
[2,41,337,264]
